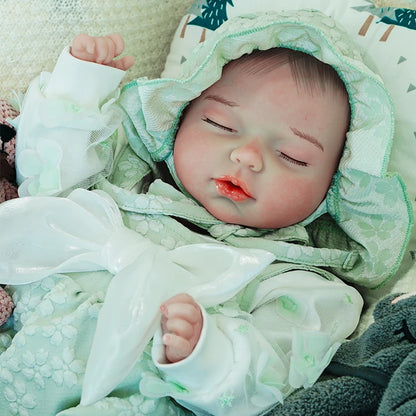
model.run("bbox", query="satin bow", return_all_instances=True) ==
[0,188,274,405]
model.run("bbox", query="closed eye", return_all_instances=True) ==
[278,151,308,167]
[202,117,236,133]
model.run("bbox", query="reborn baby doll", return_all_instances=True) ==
[0,9,412,416]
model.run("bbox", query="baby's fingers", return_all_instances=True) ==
[71,33,97,60]
[93,36,115,64]
[163,333,193,363]
[161,301,201,325]
[160,294,203,362]
[110,55,135,71]
[71,34,112,63]
[70,33,134,69]
[163,317,194,340]
[93,35,134,69]
[106,33,125,58]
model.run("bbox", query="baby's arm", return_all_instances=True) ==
[15,34,130,197]
[151,270,363,416]
[71,33,134,70]
[160,293,203,363]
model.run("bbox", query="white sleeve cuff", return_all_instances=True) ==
[152,306,233,391]
[44,47,125,108]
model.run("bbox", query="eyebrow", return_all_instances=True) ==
[290,127,324,152]
[204,94,239,107]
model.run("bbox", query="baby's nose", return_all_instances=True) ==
[230,142,263,172]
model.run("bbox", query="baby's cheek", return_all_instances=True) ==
[265,176,322,224]
[295,176,326,209]
[174,141,201,184]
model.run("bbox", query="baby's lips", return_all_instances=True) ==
[214,176,252,201]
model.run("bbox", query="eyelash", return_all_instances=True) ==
[202,117,308,167]
[278,152,308,167]
[202,117,235,132]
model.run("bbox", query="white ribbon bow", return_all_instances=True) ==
[0,189,274,405]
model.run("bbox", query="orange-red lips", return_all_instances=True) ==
[214,176,252,202]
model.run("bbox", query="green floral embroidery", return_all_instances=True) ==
[120,394,158,415]
[0,366,13,384]
[41,319,78,346]
[358,174,371,189]
[375,181,399,207]
[220,392,234,408]
[21,349,51,388]
[160,236,180,250]
[377,221,396,240]
[357,217,396,241]
[133,213,164,236]
[132,194,173,212]
[117,154,146,188]
[236,324,249,334]
[37,298,55,317]
[278,296,298,313]
[50,347,84,387]
[275,295,303,323]
[4,381,37,416]
[302,354,316,368]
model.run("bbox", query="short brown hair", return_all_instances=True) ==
[225,48,349,98]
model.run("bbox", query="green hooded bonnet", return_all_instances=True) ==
[118,9,412,288]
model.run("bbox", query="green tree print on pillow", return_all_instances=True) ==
[188,0,234,31]
[180,0,235,43]
[379,8,416,30]
[354,3,416,41]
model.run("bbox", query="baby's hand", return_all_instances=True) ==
[160,293,203,363]
[70,33,134,70]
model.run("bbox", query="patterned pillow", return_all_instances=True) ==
[162,0,416,237]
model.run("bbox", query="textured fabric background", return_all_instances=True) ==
[1,0,194,99]
[1,0,414,99]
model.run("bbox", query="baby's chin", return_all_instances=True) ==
[209,204,315,229]
[207,208,294,230]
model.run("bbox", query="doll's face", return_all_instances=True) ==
[173,61,349,228]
